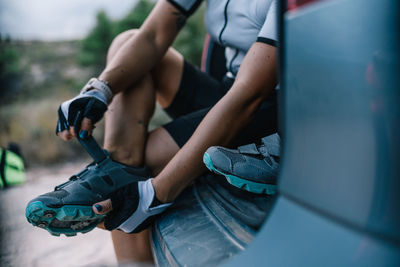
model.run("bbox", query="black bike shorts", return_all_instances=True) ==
[163,60,277,148]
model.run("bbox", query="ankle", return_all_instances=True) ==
[151,178,176,204]
[105,147,144,166]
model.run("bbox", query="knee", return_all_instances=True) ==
[107,29,140,63]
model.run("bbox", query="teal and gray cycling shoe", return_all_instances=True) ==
[203,133,280,195]
[25,136,150,236]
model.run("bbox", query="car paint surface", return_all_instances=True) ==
[226,0,400,265]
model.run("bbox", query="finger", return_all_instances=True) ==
[93,199,113,215]
[57,130,73,141]
[79,117,94,138]
[69,126,76,137]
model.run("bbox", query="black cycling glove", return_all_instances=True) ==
[56,78,113,135]
[104,179,173,234]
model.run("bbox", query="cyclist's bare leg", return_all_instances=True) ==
[103,29,183,264]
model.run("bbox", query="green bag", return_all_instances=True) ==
[0,146,26,188]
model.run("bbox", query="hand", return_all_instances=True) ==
[93,179,173,233]
[56,78,113,141]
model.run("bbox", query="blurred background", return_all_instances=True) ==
[0,0,206,167]
[0,0,206,266]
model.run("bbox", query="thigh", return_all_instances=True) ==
[152,47,185,108]
[107,29,186,111]
[107,30,226,120]
[163,91,278,148]
[163,61,230,119]
[145,127,180,176]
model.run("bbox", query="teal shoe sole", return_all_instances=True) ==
[203,152,277,195]
[25,201,105,236]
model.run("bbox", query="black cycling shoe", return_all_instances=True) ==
[25,136,150,236]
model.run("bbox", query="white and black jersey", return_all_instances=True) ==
[167,0,278,77]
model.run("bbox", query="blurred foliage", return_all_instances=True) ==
[0,41,96,166]
[79,0,206,68]
[78,11,114,68]
[1,41,94,102]
[172,4,206,66]
[115,0,154,34]
[0,43,21,102]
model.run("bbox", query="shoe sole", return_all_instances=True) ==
[25,201,105,236]
[203,152,277,195]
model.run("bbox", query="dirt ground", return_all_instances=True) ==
[0,161,118,267]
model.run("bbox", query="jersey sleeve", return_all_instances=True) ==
[167,0,204,16]
[257,0,278,47]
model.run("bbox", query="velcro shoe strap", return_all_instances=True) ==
[258,146,271,159]
[238,143,260,155]
[261,134,281,157]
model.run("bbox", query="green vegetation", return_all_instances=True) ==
[78,11,114,68]
[117,0,154,32]
[79,0,206,68]
[172,4,206,66]
[0,43,21,102]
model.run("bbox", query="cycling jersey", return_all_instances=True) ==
[167,0,278,77]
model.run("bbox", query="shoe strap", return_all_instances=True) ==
[78,135,108,163]
[237,143,261,155]
[261,134,281,157]
[238,141,275,160]
[54,175,79,190]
